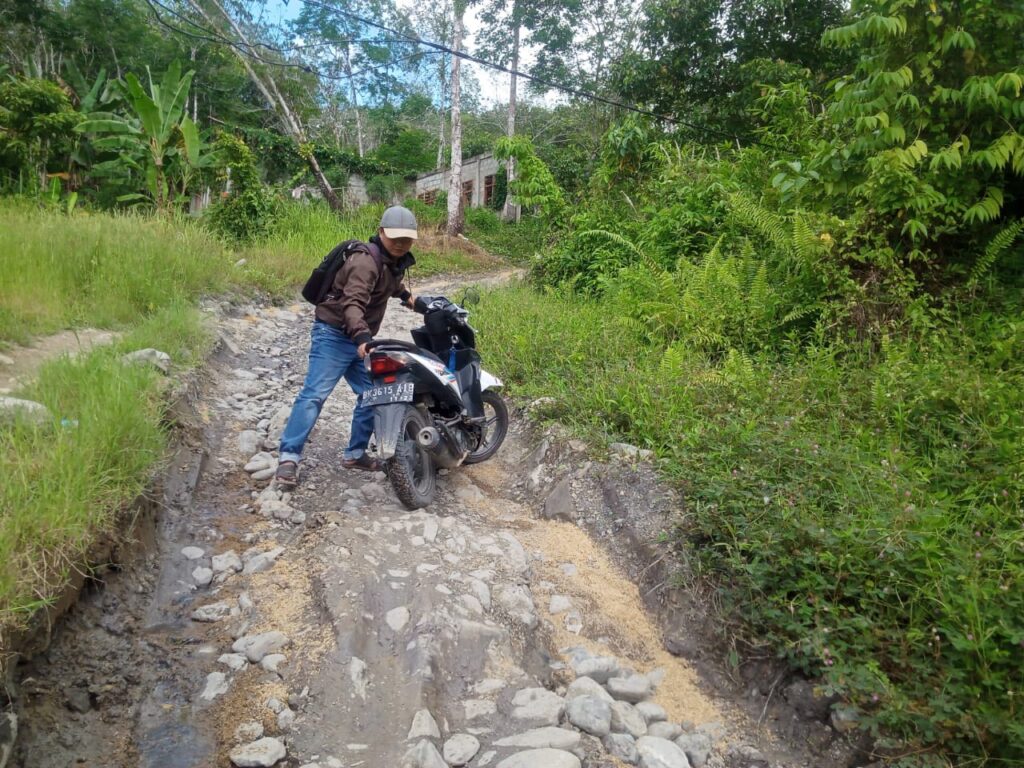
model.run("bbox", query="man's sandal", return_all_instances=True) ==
[275,460,298,489]
[342,455,384,472]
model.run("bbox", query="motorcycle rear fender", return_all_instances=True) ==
[481,369,503,390]
[372,403,407,460]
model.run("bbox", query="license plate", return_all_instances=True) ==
[362,382,414,406]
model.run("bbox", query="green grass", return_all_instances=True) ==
[473,283,1024,765]
[0,305,210,626]
[0,200,233,345]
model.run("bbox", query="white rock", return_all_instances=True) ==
[494,727,582,751]
[261,654,287,673]
[443,734,480,766]
[472,679,506,696]
[548,595,572,614]
[192,566,213,586]
[468,578,491,609]
[572,656,620,684]
[636,701,668,724]
[267,405,292,444]
[494,584,537,628]
[0,397,51,426]
[608,674,653,703]
[611,701,649,739]
[563,610,583,635]
[463,699,497,720]
[219,653,248,671]
[495,749,581,768]
[636,736,692,768]
[386,606,411,631]
[229,736,287,767]
[348,656,369,700]
[604,733,640,764]
[213,550,243,573]
[191,601,233,622]
[566,695,612,736]
[121,348,171,373]
[232,631,290,663]
[238,430,262,456]
[674,733,713,768]
[242,547,284,574]
[407,709,441,740]
[510,688,564,725]
[423,519,439,542]
[234,722,264,743]
[610,442,654,461]
[277,708,296,730]
[566,676,614,702]
[181,546,205,560]
[647,722,683,741]
[401,739,447,768]
[200,671,230,701]
[244,452,276,473]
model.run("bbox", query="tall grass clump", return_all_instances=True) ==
[0,200,232,344]
[474,282,1024,764]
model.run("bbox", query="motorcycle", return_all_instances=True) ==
[362,295,509,509]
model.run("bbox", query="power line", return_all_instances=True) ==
[295,0,758,146]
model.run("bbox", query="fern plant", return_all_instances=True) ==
[969,218,1024,286]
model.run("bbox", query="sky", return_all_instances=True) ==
[265,0,542,108]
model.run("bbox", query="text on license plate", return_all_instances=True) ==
[363,382,414,405]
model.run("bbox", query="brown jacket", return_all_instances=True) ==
[314,237,414,346]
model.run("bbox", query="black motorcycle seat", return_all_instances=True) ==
[367,338,444,364]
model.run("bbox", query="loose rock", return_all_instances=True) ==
[494,584,538,628]
[0,397,51,426]
[401,739,447,768]
[635,701,668,724]
[234,722,264,743]
[494,727,581,751]
[566,695,612,737]
[565,676,613,703]
[674,732,713,768]
[647,722,683,741]
[232,631,289,663]
[442,734,480,766]
[200,672,230,701]
[607,674,653,703]
[191,601,233,622]
[181,546,205,560]
[572,656,619,684]
[635,736,692,768]
[407,709,441,740]
[611,701,648,738]
[213,550,243,573]
[495,749,581,768]
[510,688,565,725]
[192,567,213,586]
[121,348,171,373]
[386,606,411,631]
[229,737,287,767]
[604,733,640,765]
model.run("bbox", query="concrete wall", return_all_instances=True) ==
[415,152,501,208]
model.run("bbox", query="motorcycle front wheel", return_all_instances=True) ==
[386,405,436,509]
[464,390,510,465]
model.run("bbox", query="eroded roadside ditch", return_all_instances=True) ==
[3,278,870,768]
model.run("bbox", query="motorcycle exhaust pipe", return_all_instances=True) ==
[417,427,441,450]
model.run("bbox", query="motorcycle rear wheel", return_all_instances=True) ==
[464,390,510,465]
[386,405,436,509]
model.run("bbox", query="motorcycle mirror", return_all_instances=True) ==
[460,287,481,306]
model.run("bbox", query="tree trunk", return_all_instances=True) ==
[186,0,342,210]
[446,4,465,236]
[501,14,520,222]
[342,45,365,158]
[436,56,447,171]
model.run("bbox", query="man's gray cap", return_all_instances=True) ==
[380,205,418,239]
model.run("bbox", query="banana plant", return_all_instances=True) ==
[77,61,208,211]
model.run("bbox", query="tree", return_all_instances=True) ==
[446,0,467,235]
[616,0,849,138]
[0,77,81,188]
[184,0,342,209]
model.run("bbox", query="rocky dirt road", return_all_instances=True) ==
[11,274,838,768]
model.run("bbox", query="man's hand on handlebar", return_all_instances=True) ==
[358,343,369,359]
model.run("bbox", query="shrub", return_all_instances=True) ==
[205,133,276,241]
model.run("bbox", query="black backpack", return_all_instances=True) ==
[301,240,383,305]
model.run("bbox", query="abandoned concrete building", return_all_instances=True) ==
[414,152,500,209]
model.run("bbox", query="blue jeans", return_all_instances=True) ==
[279,320,374,464]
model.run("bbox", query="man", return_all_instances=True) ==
[274,205,422,489]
